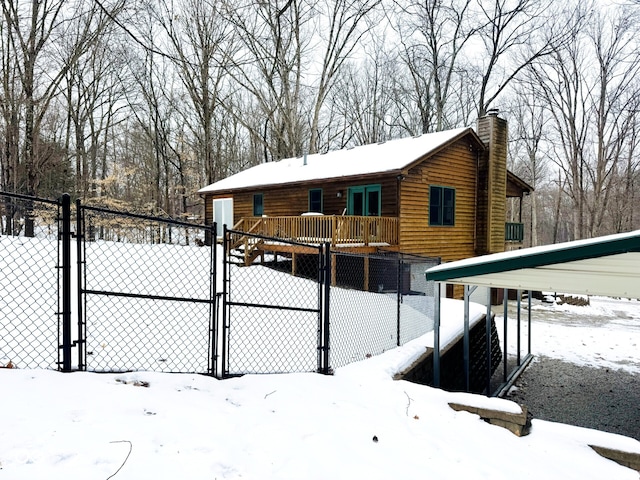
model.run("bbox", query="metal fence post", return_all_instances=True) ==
[528,290,532,355]
[486,287,492,395]
[210,222,218,377]
[433,282,441,387]
[503,288,508,383]
[517,289,522,366]
[463,285,470,392]
[60,193,72,372]
[221,224,228,378]
[320,242,331,374]
[76,198,85,370]
[396,255,401,347]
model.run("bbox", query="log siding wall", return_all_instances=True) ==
[202,130,500,265]
[398,138,480,261]
[205,176,400,228]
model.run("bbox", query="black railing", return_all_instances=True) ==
[505,222,524,242]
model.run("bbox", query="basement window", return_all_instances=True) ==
[429,186,455,226]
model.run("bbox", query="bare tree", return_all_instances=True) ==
[506,84,549,246]
[531,3,640,239]
[1,0,124,234]
[394,0,476,133]
[604,95,640,233]
[225,0,381,160]
[63,16,127,200]
[0,16,21,197]
[474,0,567,117]
[325,43,396,147]
[306,0,383,153]
[224,0,310,161]
[584,9,640,237]
[153,0,237,187]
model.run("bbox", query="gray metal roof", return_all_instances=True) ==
[425,230,640,299]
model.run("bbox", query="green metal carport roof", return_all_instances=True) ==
[425,230,640,299]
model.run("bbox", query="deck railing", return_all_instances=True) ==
[235,215,399,248]
[505,222,524,242]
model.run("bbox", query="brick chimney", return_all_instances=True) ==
[476,110,508,254]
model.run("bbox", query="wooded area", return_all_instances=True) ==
[0,0,638,245]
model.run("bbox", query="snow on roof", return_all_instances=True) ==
[199,127,473,193]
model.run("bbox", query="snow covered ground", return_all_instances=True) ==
[1,296,640,479]
[2,230,640,479]
[496,295,640,375]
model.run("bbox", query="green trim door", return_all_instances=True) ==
[348,185,380,216]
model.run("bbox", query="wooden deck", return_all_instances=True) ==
[234,215,398,245]
[228,215,400,266]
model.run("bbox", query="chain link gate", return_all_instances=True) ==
[222,227,328,376]
[0,192,64,370]
[77,204,218,374]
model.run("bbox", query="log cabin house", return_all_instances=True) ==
[198,112,532,286]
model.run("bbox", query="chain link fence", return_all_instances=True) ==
[0,192,61,369]
[80,206,217,373]
[328,251,439,369]
[222,229,324,375]
[222,229,439,374]
[2,193,439,379]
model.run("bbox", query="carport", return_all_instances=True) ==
[425,229,640,396]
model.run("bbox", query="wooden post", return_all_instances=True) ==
[332,216,336,247]
[292,252,297,276]
[244,236,249,266]
[331,253,337,286]
[363,255,369,291]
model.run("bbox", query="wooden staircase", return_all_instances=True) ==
[227,219,265,266]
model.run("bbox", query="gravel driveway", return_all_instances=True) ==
[495,296,640,442]
[505,355,640,441]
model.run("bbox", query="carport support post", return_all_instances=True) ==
[433,282,441,387]
[528,290,532,355]
[463,285,471,392]
[517,290,522,366]
[503,288,508,382]
[485,288,492,395]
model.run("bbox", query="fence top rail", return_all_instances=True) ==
[0,190,62,206]
[81,204,215,230]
